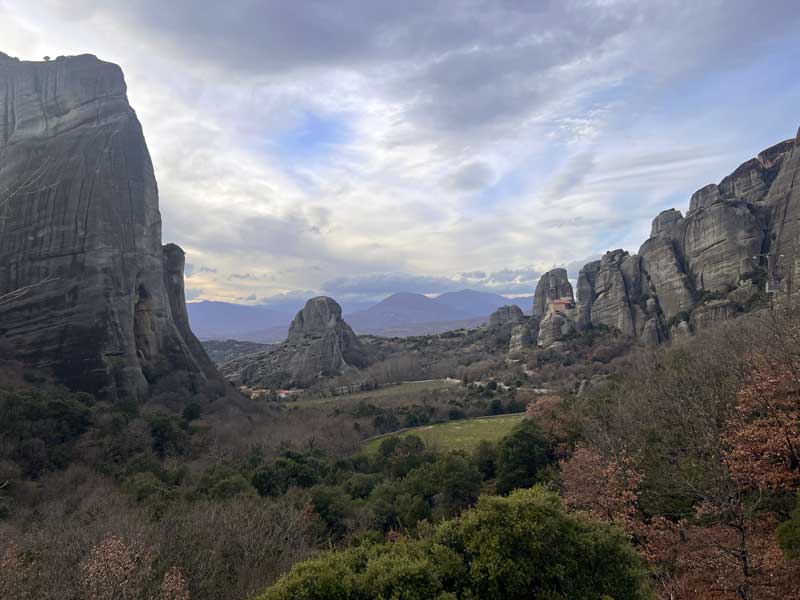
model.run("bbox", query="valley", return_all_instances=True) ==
[1,23,800,600]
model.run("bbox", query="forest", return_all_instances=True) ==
[1,305,799,599]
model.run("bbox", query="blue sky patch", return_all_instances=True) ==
[271,111,352,165]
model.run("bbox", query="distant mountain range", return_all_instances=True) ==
[188,290,532,342]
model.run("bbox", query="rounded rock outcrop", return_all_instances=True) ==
[488,305,525,328]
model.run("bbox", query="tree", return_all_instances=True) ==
[495,419,553,494]
[723,351,800,491]
[370,453,482,531]
[561,445,641,529]
[257,487,652,600]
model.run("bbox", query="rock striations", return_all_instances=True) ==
[222,297,367,389]
[532,268,573,318]
[0,54,219,400]
[537,127,800,347]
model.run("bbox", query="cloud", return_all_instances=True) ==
[320,266,548,300]
[185,288,204,301]
[323,273,459,298]
[2,0,799,305]
[446,162,495,192]
[542,152,596,202]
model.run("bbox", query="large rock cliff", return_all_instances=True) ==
[532,268,573,318]
[555,128,800,346]
[223,297,367,389]
[0,54,219,400]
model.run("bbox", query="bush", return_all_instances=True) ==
[257,487,652,600]
[0,386,92,476]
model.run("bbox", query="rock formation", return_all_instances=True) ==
[223,297,367,388]
[537,309,574,348]
[488,305,534,353]
[532,268,573,318]
[559,127,800,347]
[509,323,534,354]
[0,54,219,400]
[286,296,367,379]
[488,305,525,328]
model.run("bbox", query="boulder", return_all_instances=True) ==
[0,55,218,400]
[532,268,573,318]
[640,318,664,347]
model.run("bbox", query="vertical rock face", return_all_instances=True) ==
[224,296,368,389]
[286,297,367,384]
[764,129,800,296]
[537,311,574,347]
[532,268,573,318]
[566,128,799,346]
[680,200,764,293]
[650,209,684,237]
[592,251,642,337]
[639,234,695,322]
[0,54,218,400]
[575,260,600,330]
[638,134,796,311]
[690,299,740,331]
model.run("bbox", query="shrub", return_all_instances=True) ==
[257,487,652,600]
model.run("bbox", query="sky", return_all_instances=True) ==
[2,0,799,307]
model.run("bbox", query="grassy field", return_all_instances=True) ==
[363,413,525,453]
[285,379,458,407]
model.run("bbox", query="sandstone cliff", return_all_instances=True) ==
[549,128,800,347]
[0,54,219,400]
[223,297,367,389]
[532,268,573,318]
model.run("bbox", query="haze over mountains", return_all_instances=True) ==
[188,289,532,342]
